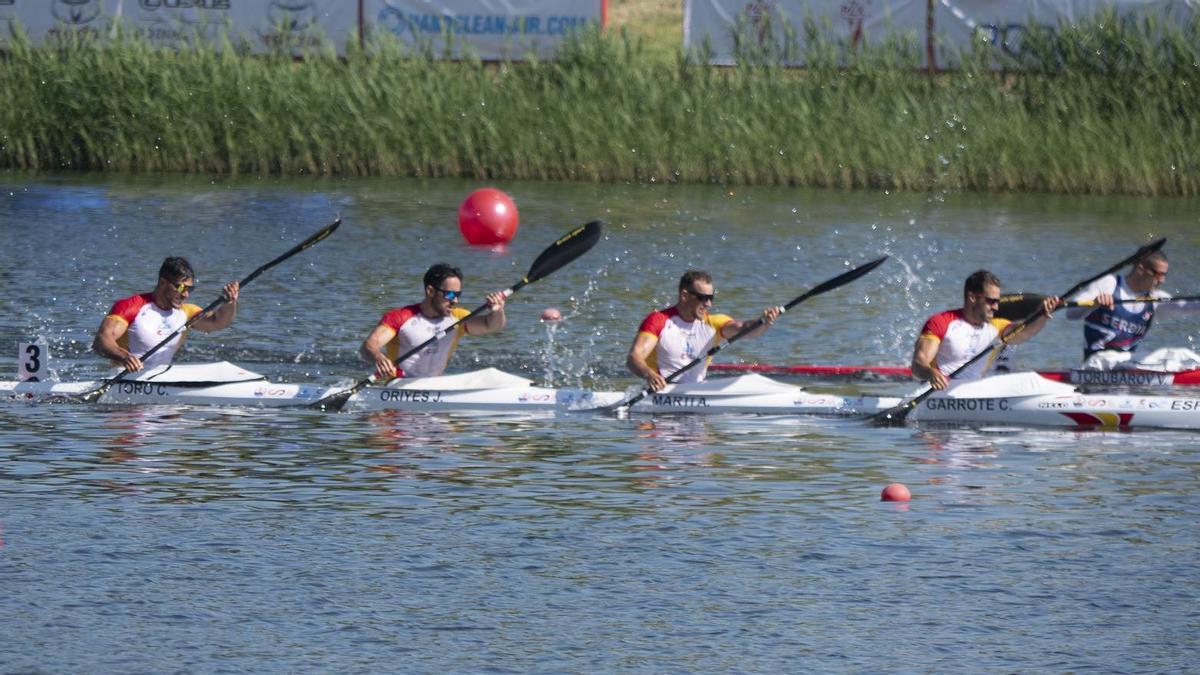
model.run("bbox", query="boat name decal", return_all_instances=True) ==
[651,394,709,408]
[1070,370,1172,386]
[924,397,1010,411]
[116,382,170,396]
[1170,399,1200,411]
[380,389,443,403]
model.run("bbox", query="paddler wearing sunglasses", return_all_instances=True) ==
[626,270,783,392]
[92,256,240,372]
[911,269,1060,391]
[359,263,507,380]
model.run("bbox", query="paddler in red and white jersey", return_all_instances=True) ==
[911,269,1060,390]
[92,257,240,372]
[626,270,782,392]
[359,263,507,379]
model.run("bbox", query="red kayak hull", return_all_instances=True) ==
[709,363,1200,386]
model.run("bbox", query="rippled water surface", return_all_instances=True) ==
[2,174,1199,671]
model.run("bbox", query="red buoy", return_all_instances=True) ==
[458,188,519,245]
[881,483,912,502]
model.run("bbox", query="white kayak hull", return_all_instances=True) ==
[0,362,330,407]
[5,364,1200,430]
[909,372,1200,430]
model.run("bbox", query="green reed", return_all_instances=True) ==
[0,11,1196,195]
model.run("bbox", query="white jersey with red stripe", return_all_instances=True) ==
[105,293,203,369]
[919,309,1011,381]
[637,306,733,384]
[378,304,472,378]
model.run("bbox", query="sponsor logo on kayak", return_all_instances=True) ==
[252,386,289,397]
[923,397,1010,411]
[517,392,552,402]
[379,389,442,403]
[1069,370,1172,387]
[1037,401,1069,409]
[1169,399,1200,411]
[651,394,709,408]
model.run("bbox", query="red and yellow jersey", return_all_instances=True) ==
[637,307,733,384]
[919,309,1011,381]
[378,304,472,378]
[105,292,202,369]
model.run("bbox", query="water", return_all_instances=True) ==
[2,173,1199,671]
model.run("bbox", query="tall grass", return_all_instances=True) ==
[0,11,1197,195]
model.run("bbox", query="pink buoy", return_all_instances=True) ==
[458,188,519,245]
[540,307,562,322]
[880,483,912,502]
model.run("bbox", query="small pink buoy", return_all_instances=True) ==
[458,188,519,245]
[880,483,911,502]
[540,307,562,322]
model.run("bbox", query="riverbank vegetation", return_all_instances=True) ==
[0,12,1197,195]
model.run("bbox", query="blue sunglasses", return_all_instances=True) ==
[436,287,461,301]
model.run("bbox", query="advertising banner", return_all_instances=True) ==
[363,0,603,60]
[0,0,359,55]
[683,0,928,66]
[684,0,1197,68]
[932,0,1198,69]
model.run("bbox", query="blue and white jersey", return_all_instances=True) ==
[1067,275,1168,357]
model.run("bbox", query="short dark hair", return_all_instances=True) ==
[963,269,1000,297]
[679,270,713,292]
[424,263,463,290]
[158,257,195,284]
[1137,251,1167,268]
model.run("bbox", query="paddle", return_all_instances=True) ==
[592,256,889,414]
[870,238,1167,427]
[310,220,603,412]
[73,217,342,404]
[998,292,1200,319]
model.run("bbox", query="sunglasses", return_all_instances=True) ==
[173,281,196,294]
[686,287,716,303]
[981,295,1001,306]
[435,287,461,301]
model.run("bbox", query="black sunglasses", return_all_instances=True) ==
[686,287,716,303]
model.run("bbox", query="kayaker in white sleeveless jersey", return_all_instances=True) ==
[359,263,507,379]
[92,257,240,372]
[1064,251,1200,369]
[911,269,1059,390]
[626,270,782,392]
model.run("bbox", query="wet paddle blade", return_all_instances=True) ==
[523,220,602,285]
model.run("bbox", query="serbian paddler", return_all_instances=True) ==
[1064,250,1200,369]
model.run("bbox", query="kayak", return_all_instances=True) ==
[354,370,898,415]
[0,362,899,416]
[5,362,1200,430]
[0,362,331,407]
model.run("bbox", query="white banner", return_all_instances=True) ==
[684,0,1197,67]
[1,0,360,55]
[683,0,929,66]
[932,0,1199,69]
[363,0,603,60]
